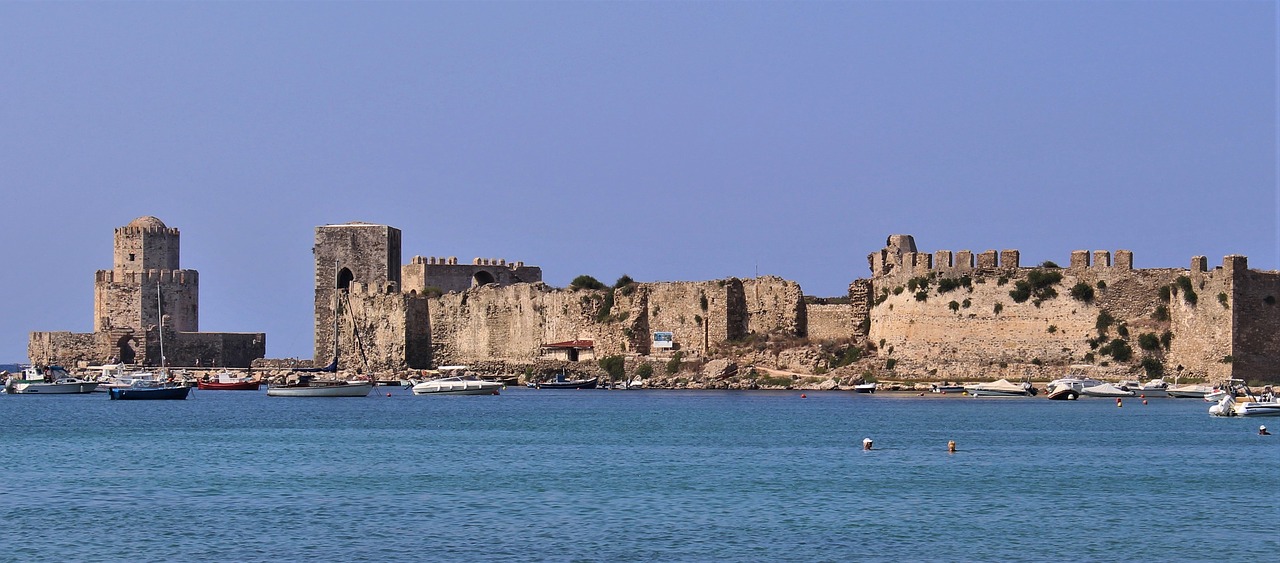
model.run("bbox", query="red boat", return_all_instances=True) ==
[196,372,261,390]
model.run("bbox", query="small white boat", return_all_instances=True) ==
[5,366,98,394]
[930,383,965,394]
[412,375,503,396]
[966,379,1034,397]
[1045,376,1105,399]
[267,375,373,397]
[854,382,877,394]
[1167,384,1213,399]
[1080,383,1134,398]
[1118,379,1169,397]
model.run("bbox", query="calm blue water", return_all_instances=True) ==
[2,388,1275,562]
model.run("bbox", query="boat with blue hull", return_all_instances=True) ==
[108,381,192,400]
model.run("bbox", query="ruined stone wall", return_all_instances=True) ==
[1231,262,1280,382]
[28,331,107,367]
[1168,257,1235,382]
[426,278,795,365]
[741,276,804,337]
[865,242,1216,381]
[403,255,542,294]
[169,332,266,368]
[806,303,857,341]
[331,282,430,372]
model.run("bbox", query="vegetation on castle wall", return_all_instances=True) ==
[1096,310,1115,336]
[1217,292,1228,308]
[1138,333,1160,351]
[570,275,606,291]
[1009,269,1062,305]
[1070,282,1094,302]
[936,275,972,293]
[599,355,625,381]
[636,363,654,379]
[1158,285,1171,303]
[665,351,683,374]
[1141,357,1164,378]
[1152,305,1169,321]
[1174,276,1197,305]
[1099,338,1133,362]
[596,289,615,322]
[614,275,636,296]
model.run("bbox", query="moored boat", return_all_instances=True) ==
[1208,384,1280,417]
[1044,376,1104,400]
[197,371,261,390]
[930,383,965,394]
[534,373,598,389]
[853,382,877,393]
[412,375,503,395]
[5,366,98,394]
[1118,379,1169,397]
[108,379,192,400]
[1167,384,1213,399]
[1080,383,1134,398]
[966,379,1034,397]
[267,375,373,397]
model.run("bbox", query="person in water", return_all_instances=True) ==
[1260,426,1271,436]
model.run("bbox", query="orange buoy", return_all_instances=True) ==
[801,394,807,399]
[1117,398,1123,407]
[1140,394,1146,398]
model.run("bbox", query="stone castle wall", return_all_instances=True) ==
[94,269,199,333]
[806,303,857,342]
[313,223,404,363]
[403,255,542,294]
[426,277,806,366]
[330,282,430,372]
[863,238,1280,383]
[1231,260,1280,382]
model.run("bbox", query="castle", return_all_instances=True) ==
[28,216,265,368]
[308,224,1278,384]
[30,220,1280,385]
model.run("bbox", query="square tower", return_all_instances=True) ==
[313,222,403,363]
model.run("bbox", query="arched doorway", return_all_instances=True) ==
[472,270,495,287]
[116,335,136,364]
[337,267,354,290]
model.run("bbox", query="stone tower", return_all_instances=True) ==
[92,216,199,364]
[313,222,404,365]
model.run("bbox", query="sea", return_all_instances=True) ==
[2,387,1275,562]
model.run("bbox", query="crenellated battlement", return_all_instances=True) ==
[114,226,180,237]
[409,255,529,270]
[870,235,1146,280]
[96,269,199,285]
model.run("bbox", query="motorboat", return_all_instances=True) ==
[853,382,877,393]
[930,383,965,394]
[533,373,598,389]
[196,371,261,390]
[5,366,98,394]
[1167,384,1213,399]
[1208,384,1280,417]
[267,375,373,397]
[1118,379,1169,397]
[1080,383,1134,398]
[1045,376,1105,399]
[412,375,503,396]
[966,379,1035,397]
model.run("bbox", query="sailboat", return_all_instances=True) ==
[109,281,192,400]
[267,285,372,398]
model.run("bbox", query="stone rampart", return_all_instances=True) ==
[328,281,430,372]
[403,255,542,294]
[1231,259,1280,382]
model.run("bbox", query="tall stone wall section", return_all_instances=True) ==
[333,282,430,372]
[864,238,1278,383]
[741,276,805,338]
[94,269,199,333]
[427,277,805,365]
[403,255,542,294]
[313,223,404,363]
[1230,260,1280,382]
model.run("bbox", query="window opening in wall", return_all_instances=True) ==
[337,267,354,290]
[129,254,135,261]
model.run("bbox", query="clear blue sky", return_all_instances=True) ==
[1,1,1275,362]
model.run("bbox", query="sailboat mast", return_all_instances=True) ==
[156,280,165,369]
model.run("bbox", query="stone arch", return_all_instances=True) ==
[337,267,354,290]
[473,270,496,287]
[116,335,136,364]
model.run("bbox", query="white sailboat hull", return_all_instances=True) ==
[267,382,373,397]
